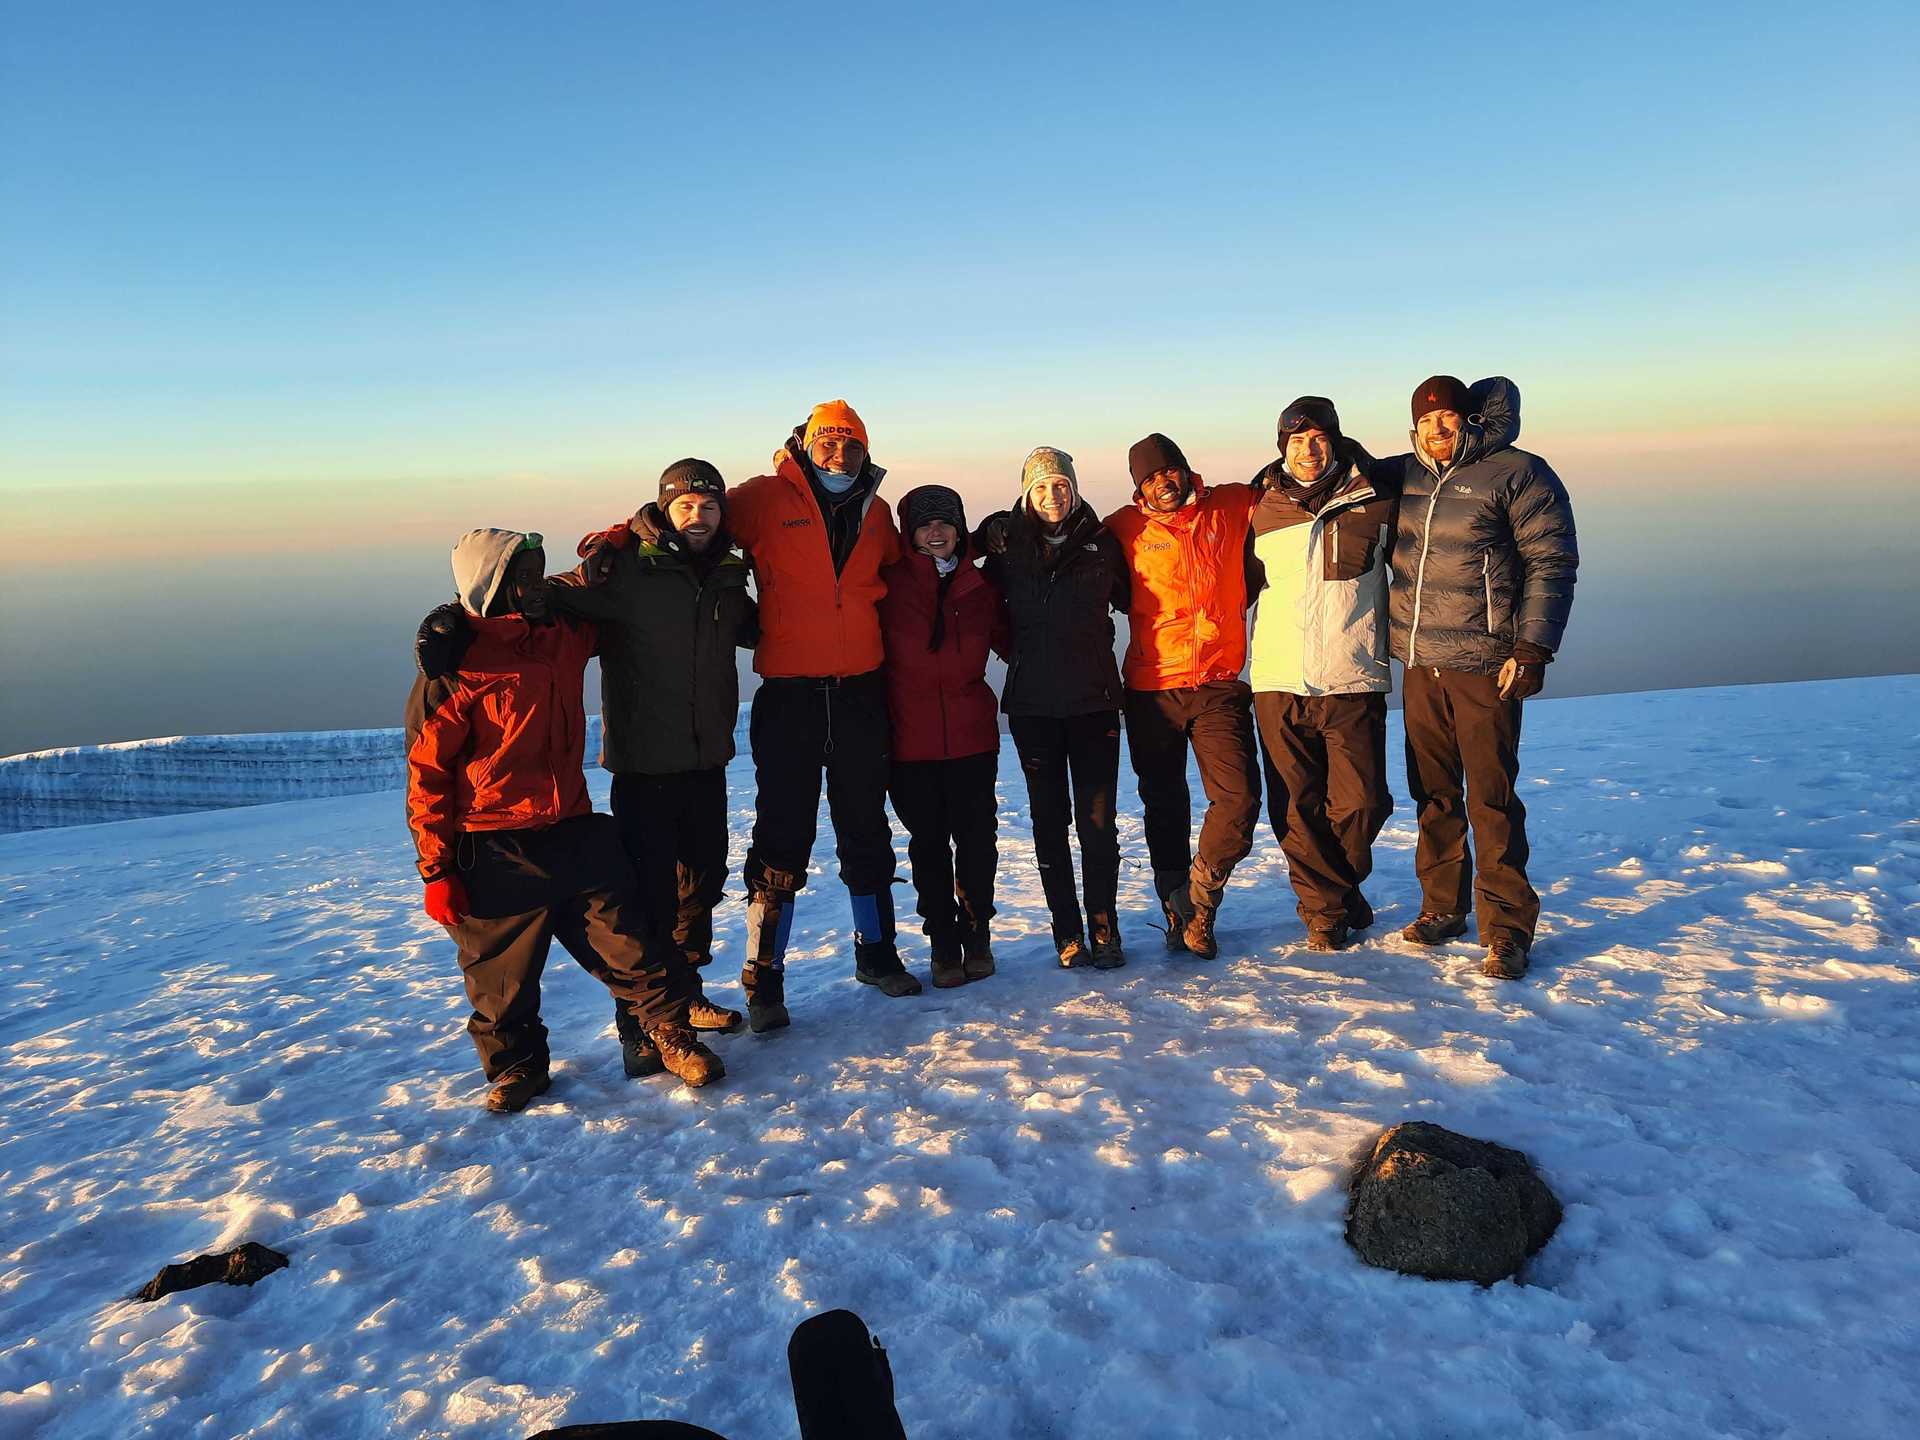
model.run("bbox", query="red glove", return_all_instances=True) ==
[423,875,469,927]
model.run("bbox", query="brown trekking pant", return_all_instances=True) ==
[1122,680,1261,904]
[1402,665,1540,944]
[445,814,692,1080]
[1255,691,1393,926]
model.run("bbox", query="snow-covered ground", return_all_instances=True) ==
[2,676,1917,1439]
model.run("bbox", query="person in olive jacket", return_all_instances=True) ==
[982,448,1133,970]
[878,484,1009,990]
[415,459,753,1070]
[1371,376,1578,980]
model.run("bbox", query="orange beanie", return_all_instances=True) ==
[803,399,869,453]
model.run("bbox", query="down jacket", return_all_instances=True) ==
[877,550,1008,762]
[985,501,1131,719]
[1246,459,1397,696]
[1104,475,1258,691]
[1374,377,1578,675]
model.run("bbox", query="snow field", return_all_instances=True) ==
[1,677,1917,1438]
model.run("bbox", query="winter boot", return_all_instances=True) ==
[961,927,996,982]
[1401,911,1469,946]
[686,983,744,1033]
[1090,911,1126,970]
[929,930,967,989]
[645,1022,725,1087]
[485,1066,551,1114]
[1483,935,1531,980]
[1346,894,1376,932]
[1306,921,1350,953]
[1056,935,1091,968]
[1156,870,1196,954]
[615,1005,664,1078]
[851,889,924,997]
[1182,864,1228,961]
[743,888,796,1033]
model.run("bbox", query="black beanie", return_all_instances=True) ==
[1411,376,1473,424]
[1128,433,1191,490]
[658,458,727,506]
[1277,396,1343,450]
[897,484,968,541]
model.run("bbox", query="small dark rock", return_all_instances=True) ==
[1345,1121,1561,1284]
[134,1241,289,1302]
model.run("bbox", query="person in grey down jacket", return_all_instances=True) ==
[1371,375,1577,980]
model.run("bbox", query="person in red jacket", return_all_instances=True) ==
[1105,434,1263,960]
[405,528,724,1112]
[878,485,1009,989]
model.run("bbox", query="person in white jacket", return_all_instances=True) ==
[1245,397,1398,950]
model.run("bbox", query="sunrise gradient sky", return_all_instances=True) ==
[3,2,1916,752]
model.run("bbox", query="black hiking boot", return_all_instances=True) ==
[645,1023,725,1087]
[621,1030,664,1079]
[851,889,923,996]
[485,1067,551,1114]
[742,962,790,1034]
[1483,935,1531,980]
[929,932,967,989]
[1056,935,1091,968]
[1306,921,1350,953]
[1401,911,1469,946]
[961,929,996,982]
[1089,911,1125,969]
[1162,891,1196,954]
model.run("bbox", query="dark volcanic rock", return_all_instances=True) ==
[1345,1122,1561,1284]
[134,1241,289,1302]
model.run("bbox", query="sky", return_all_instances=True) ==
[3,1,1917,754]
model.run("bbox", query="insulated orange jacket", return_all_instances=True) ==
[1104,475,1258,691]
[404,614,597,879]
[727,449,902,679]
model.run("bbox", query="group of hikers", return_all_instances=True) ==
[404,379,1578,1114]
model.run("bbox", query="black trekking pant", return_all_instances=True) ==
[1008,710,1121,944]
[610,767,729,966]
[442,814,689,1081]
[1255,691,1393,926]
[743,671,897,899]
[1122,681,1261,899]
[1402,664,1540,944]
[887,750,999,944]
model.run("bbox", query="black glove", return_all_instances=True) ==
[1498,642,1552,701]
[974,513,1011,556]
[415,603,472,680]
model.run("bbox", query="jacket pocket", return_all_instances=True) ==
[1326,519,1380,581]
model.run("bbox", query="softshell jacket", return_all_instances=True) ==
[550,503,756,776]
[405,613,597,881]
[1374,378,1579,675]
[1246,460,1397,696]
[878,550,1008,762]
[1104,475,1258,691]
[728,436,902,679]
[985,501,1131,719]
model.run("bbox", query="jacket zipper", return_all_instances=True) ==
[1407,479,1445,666]
[1483,554,1494,634]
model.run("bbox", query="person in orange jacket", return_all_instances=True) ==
[1105,434,1263,959]
[405,528,725,1112]
[583,401,919,1032]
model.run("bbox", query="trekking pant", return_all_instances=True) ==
[1008,710,1121,945]
[887,750,999,946]
[742,671,897,902]
[1122,681,1261,903]
[442,814,690,1081]
[1254,691,1393,927]
[1402,664,1540,944]
[610,767,729,967]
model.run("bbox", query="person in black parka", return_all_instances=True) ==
[1370,376,1578,979]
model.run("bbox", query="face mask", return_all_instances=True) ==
[815,468,858,495]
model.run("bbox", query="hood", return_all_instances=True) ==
[452,528,538,617]
[1414,376,1521,475]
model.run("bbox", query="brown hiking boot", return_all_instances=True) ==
[961,933,996,981]
[485,1067,551,1114]
[1401,912,1469,946]
[930,935,968,989]
[687,988,744,1033]
[1306,921,1350,953]
[646,1024,725,1087]
[1483,935,1531,980]
[1181,902,1219,960]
